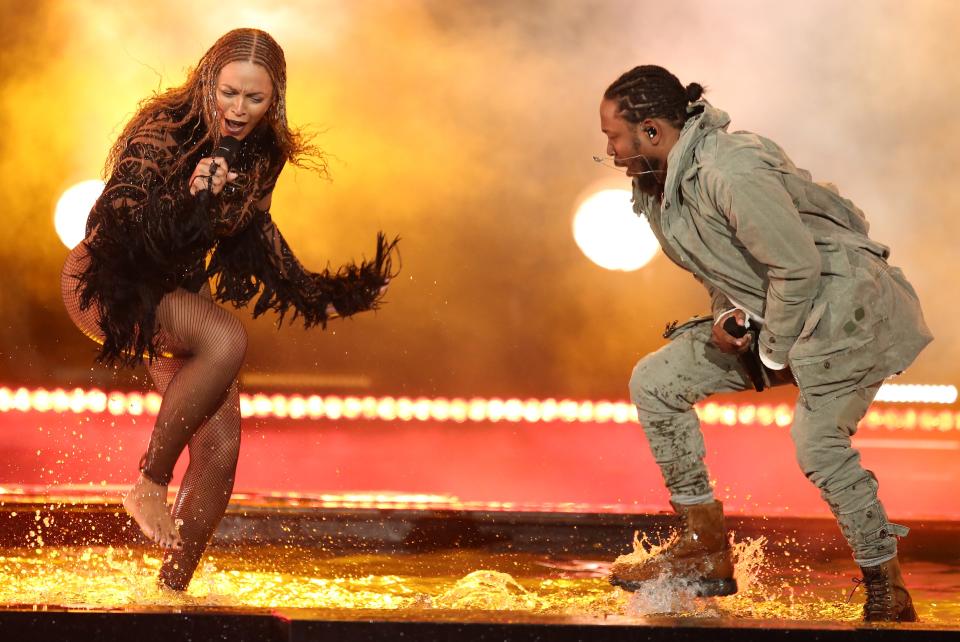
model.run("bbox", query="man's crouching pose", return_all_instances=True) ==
[599,65,932,622]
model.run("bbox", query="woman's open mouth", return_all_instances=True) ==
[223,118,246,136]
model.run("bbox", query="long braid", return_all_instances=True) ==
[604,65,705,127]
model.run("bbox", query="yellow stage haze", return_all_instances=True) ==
[0,0,957,396]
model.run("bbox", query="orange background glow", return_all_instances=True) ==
[1,0,956,399]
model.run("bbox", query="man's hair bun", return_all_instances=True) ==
[685,82,705,102]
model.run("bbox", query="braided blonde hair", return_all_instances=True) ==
[105,28,325,178]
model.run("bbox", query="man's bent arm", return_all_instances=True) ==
[705,166,821,365]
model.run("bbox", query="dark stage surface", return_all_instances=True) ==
[1,494,958,641]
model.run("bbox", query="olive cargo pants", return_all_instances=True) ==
[629,318,906,566]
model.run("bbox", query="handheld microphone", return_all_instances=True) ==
[182,135,241,247]
[215,135,241,163]
[722,316,766,392]
[171,135,244,251]
[197,135,241,207]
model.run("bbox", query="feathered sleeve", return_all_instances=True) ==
[208,207,399,328]
[76,115,208,367]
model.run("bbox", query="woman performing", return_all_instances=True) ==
[61,28,397,591]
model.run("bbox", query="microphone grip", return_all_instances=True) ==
[722,316,765,392]
[723,316,748,338]
[196,136,240,206]
[188,136,241,244]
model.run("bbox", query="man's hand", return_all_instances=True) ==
[712,309,752,354]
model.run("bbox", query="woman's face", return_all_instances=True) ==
[215,61,275,140]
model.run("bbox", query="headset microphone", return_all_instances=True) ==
[592,152,644,163]
[591,154,661,175]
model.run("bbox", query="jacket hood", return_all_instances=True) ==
[661,101,731,201]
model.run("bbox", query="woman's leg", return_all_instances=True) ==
[159,379,241,590]
[139,288,246,482]
[122,356,189,550]
[135,325,242,591]
[63,244,181,546]
[62,243,246,554]
[124,287,246,549]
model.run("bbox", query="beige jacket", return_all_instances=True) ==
[635,102,932,409]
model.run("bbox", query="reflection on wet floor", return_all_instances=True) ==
[1,535,958,625]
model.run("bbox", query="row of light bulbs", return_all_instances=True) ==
[1,385,957,431]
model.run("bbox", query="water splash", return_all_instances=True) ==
[433,570,542,610]
[0,543,951,622]
[730,534,769,595]
[625,572,716,616]
[612,529,679,569]
[616,532,867,620]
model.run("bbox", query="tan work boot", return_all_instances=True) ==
[858,556,918,622]
[609,500,736,597]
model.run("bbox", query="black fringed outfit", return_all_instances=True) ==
[61,107,397,591]
[70,106,395,367]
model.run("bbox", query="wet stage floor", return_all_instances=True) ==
[1,544,959,624]
[0,495,958,640]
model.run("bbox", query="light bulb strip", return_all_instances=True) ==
[1,385,958,431]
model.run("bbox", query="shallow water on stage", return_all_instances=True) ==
[1,541,957,626]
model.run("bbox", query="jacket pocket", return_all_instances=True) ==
[814,238,852,278]
[790,336,883,411]
[796,300,827,341]
[790,330,876,366]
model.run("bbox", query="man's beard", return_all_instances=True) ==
[628,139,664,196]
[633,163,662,196]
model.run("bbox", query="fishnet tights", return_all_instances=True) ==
[147,358,241,591]
[62,241,244,590]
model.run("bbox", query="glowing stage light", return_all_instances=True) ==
[572,188,659,271]
[1,385,957,432]
[54,180,104,249]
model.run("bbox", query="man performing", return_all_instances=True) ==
[598,65,931,622]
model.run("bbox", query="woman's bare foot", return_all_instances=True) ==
[123,474,182,549]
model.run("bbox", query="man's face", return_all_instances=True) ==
[599,98,662,196]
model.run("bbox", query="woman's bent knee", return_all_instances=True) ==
[208,319,247,372]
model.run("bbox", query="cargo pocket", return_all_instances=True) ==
[663,314,713,340]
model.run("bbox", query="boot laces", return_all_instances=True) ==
[848,569,894,616]
[846,577,861,603]
[678,512,689,534]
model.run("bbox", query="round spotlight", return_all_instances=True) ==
[54,180,104,249]
[572,188,659,271]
